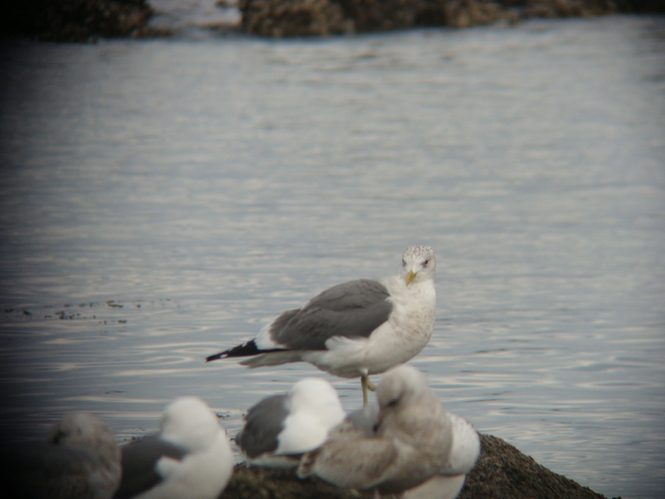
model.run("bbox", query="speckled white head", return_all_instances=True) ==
[400,246,436,286]
[160,396,222,452]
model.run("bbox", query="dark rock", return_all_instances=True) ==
[220,464,373,498]
[3,0,153,42]
[615,0,665,11]
[519,0,618,19]
[219,434,614,499]
[238,0,351,36]
[238,0,626,36]
[5,0,663,41]
[335,0,424,31]
[440,0,510,29]
[459,434,610,499]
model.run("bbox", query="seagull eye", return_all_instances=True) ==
[387,398,399,408]
[402,258,406,266]
[423,259,430,266]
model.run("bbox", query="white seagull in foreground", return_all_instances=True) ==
[206,245,437,405]
[113,397,233,499]
[236,378,346,468]
[297,365,480,498]
[0,412,121,499]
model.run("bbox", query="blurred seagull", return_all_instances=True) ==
[236,378,346,468]
[297,365,480,498]
[403,413,481,499]
[206,245,437,405]
[113,397,233,499]
[0,412,121,499]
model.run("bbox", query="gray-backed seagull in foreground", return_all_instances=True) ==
[113,396,233,499]
[0,412,121,499]
[297,364,480,498]
[206,245,437,405]
[236,377,346,468]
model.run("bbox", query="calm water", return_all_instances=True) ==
[1,15,664,499]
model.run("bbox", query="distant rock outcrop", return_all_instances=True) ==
[220,433,614,499]
[4,0,153,42]
[238,0,350,36]
[238,0,622,36]
[3,0,664,41]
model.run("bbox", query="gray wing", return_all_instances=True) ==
[237,394,289,459]
[113,434,188,499]
[270,279,392,350]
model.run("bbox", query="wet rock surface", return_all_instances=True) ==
[220,434,616,499]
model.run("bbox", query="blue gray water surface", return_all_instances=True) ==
[1,15,664,499]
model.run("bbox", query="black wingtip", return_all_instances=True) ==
[205,340,264,362]
[205,351,228,362]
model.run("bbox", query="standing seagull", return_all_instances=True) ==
[113,397,233,499]
[236,377,346,468]
[0,412,121,499]
[206,245,437,405]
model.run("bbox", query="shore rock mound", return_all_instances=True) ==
[220,433,614,499]
[459,434,610,499]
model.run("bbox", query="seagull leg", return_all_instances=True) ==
[361,372,377,406]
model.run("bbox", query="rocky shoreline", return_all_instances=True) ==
[221,433,616,498]
[238,0,618,36]
[4,0,154,42]
[2,0,663,41]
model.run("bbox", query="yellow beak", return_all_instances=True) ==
[405,269,417,286]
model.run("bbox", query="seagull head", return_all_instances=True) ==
[375,365,450,450]
[376,364,431,412]
[47,412,120,467]
[400,246,436,286]
[160,396,222,452]
[289,378,345,422]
